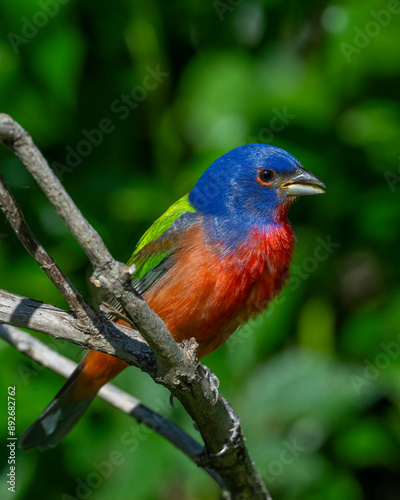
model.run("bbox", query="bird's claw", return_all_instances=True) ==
[169,393,176,409]
[200,364,220,404]
[214,399,241,456]
[195,403,241,464]
[214,423,240,456]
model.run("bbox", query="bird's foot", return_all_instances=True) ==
[200,364,220,404]
[195,404,241,465]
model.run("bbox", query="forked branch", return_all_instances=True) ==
[0,114,271,500]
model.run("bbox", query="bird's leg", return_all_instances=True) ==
[200,364,220,404]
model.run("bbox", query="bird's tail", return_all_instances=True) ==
[20,350,128,451]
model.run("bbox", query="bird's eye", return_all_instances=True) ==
[257,168,276,186]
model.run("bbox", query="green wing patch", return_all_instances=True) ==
[128,193,197,282]
[102,193,197,316]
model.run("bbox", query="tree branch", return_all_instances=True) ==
[0,114,271,499]
[0,288,155,371]
[0,323,225,489]
[0,113,187,370]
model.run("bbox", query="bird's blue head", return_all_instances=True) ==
[189,144,325,229]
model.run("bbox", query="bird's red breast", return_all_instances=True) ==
[144,219,294,358]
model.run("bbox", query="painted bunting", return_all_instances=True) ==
[20,144,325,451]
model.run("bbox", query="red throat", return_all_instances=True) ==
[274,197,294,224]
[143,221,294,358]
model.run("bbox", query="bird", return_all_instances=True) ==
[19,144,325,451]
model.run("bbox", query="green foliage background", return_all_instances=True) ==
[1,1,400,499]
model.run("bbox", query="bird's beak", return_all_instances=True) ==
[281,167,325,196]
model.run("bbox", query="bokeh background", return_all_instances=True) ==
[1,1,400,499]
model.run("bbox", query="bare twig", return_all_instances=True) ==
[0,114,271,499]
[0,115,115,274]
[0,171,98,328]
[0,288,155,371]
